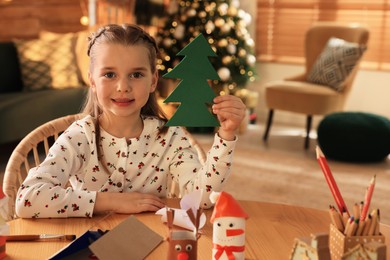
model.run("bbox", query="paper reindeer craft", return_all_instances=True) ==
[156,189,206,230]
[166,208,202,260]
[210,191,249,260]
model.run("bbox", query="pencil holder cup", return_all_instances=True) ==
[329,224,386,259]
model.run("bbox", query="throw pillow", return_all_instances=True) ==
[14,32,80,91]
[307,37,367,91]
[40,30,90,86]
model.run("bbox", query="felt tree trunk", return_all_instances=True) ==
[163,33,220,127]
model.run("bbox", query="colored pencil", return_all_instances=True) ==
[6,234,76,242]
[360,175,376,221]
[346,218,358,237]
[362,214,372,236]
[353,202,360,221]
[316,146,349,216]
[368,209,378,235]
[329,205,344,232]
[344,216,354,235]
[356,220,365,236]
[375,209,381,235]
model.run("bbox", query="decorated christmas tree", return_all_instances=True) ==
[155,0,256,96]
[163,34,220,127]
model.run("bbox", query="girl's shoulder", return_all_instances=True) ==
[72,115,96,130]
[142,116,186,137]
[64,115,96,136]
[54,115,96,147]
[142,116,166,132]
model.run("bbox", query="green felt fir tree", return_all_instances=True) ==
[163,33,220,127]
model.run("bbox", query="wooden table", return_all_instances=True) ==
[5,200,390,259]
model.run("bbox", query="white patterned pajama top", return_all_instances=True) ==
[16,115,236,218]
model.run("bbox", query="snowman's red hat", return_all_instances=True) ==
[210,191,249,223]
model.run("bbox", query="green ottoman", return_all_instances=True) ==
[317,112,390,162]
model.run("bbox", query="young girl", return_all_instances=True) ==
[15,24,246,218]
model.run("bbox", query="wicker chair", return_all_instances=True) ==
[3,114,84,220]
[3,114,206,220]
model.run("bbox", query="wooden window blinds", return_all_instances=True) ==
[256,0,390,70]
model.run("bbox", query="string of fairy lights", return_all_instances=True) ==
[155,0,256,96]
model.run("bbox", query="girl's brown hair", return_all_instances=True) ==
[81,24,168,169]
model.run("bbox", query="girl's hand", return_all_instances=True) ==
[94,192,165,214]
[212,95,246,141]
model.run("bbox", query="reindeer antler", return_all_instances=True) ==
[166,208,175,229]
[186,208,203,237]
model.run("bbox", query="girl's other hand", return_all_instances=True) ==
[94,192,165,214]
[212,95,246,141]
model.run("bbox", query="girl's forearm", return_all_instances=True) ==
[93,191,165,215]
[94,192,116,214]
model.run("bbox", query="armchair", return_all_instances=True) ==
[262,22,369,149]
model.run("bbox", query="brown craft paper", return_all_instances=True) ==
[329,224,386,259]
[89,215,163,259]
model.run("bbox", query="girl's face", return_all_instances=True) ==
[89,43,157,120]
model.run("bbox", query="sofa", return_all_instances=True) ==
[0,31,90,145]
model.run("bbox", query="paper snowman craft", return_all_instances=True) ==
[210,191,249,260]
